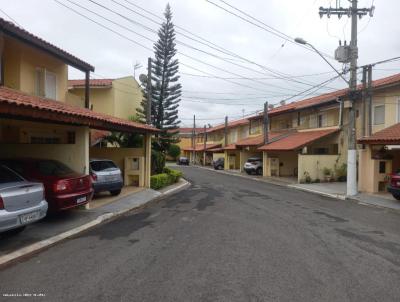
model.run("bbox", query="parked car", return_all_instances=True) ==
[177,156,189,165]
[243,157,263,175]
[388,172,400,200]
[0,165,48,234]
[1,159,93,212]
[213,157,224,170]
[90,159,123,196]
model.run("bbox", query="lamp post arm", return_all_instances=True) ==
[307,43,349,84]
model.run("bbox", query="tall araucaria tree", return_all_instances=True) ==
[137,4,181,153]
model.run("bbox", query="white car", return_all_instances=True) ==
[0,165,48,234]
[243,157,263,175]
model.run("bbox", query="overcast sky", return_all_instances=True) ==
[1,0,399,126]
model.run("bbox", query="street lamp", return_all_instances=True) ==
[294,37,349,84]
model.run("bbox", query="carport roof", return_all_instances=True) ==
[0,87,159,133]
[358,123,400,145]
[258,129,339,151]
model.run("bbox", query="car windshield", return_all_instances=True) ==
[90,160,117,172]
[37,160,75,176]
[180,157,188,160]
[0,166,24,184]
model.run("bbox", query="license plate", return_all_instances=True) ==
[20,211,40,224]
[77,196,87,204]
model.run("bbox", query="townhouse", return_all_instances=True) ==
[0,18,157,197]
[185,72,400,196]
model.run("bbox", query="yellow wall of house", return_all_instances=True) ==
[67,76,142,120]
[0,119,89,174]
[298,154,340,182]
[358,146,393,193]
[178,137,192,149]
[89,147,146,187]
[112,77,142,120]
[3,36,68,102]
[224,150,240,170]
[69,87,115,115]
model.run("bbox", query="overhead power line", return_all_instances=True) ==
[206,0,334,59]
[110,0,337,89]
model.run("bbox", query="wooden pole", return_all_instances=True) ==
[224,116,228,146]
[146,57,152,125]
[264,102,269,144]
[203,125,207,166]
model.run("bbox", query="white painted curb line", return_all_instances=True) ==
[287,185,347,201]
[0,179,190,267]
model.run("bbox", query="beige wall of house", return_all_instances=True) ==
[3,36,68,102]
[67,76,142,120]
[358,145,393,193]
[224,150,240,170]
[0,119,89,174]
[298,155,339,183]
[89,147,146,187]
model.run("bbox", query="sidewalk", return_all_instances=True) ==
[0,179,190,266]
[192,164,400,212]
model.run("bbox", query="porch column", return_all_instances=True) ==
[263,152,268,177]
[224,151,228,170]
[144,133,152,188]
[239,150,245,172]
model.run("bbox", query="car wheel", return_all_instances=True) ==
[256,167,262,175]
[392,193,400,200]
[4,226,26,236]
[110,189,122,196]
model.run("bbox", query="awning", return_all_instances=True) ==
[258,129,339,151]
[183,143,221,152]
[0,86,159,134]
[358,123,400,145]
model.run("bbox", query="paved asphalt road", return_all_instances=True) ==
[1,166,400,302]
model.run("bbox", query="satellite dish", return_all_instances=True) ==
[139,74,148,83]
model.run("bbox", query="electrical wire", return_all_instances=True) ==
[113,0,338,89]
[0,8,22,27]
[206,0,334,59]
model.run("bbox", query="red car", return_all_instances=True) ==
[388,172,400,200]
[0,159,93,212]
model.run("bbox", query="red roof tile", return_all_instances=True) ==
[224,144,237,150]
[249,73,400,120]
[258,129,339,151]
[358,123,400,144]
[69,79,113,88]
[178,127,206,134]
[0,86,158,133]
[0,17,94,72]
[206,117,249,133]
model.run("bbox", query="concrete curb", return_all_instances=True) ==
[0,179,190,267]
[287,184,347,201]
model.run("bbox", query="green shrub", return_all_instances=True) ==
[150,173,170,190]
[150,168,183,190]
[163,167,172,174]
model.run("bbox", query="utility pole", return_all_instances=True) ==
[224,116,228,147]
[361,66,367,139]
[263,102,269,144]
[146,58,152,125]
[192,115,196,164]
[203,125,207,166]
[367,65,373,137]
[319,0,374,196]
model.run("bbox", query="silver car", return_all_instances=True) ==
[90,159,123,196]
[0,165,48,234]
[244,157,263,175]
